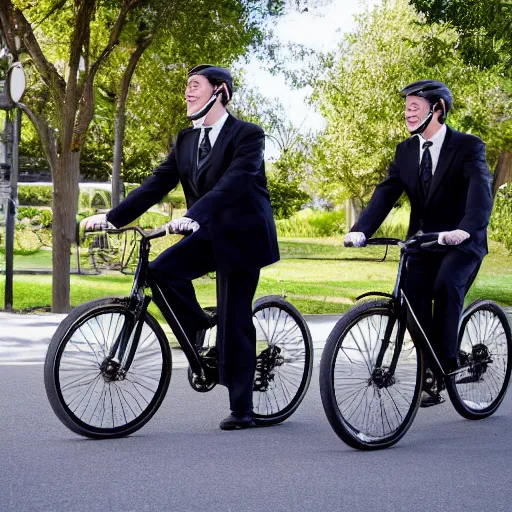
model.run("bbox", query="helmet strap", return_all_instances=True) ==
[409,105,435,135]
[187,87,222,121]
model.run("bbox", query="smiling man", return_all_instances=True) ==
[84,64,279,429]
[344,80,493,407]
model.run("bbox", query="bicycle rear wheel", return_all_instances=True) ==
[446,299,512,420]
[252,296,313,425]
[44,297,172,438]
[320,300,423,450]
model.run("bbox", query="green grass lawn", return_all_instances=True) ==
[1,239,511,318]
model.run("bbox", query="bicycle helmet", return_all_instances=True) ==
[187,64,233,121]
[401,80,453,135]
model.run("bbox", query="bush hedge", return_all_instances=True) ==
[489,183,512,252]
[18,185,53,206]
[276,208,346,237]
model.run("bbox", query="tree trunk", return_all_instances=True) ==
[52,150,80,313]
[493,151,512,198]
[111,36,153,207]
[112,111,126,207]
[345,198,362,231]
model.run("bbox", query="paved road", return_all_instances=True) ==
[2,366,512,511]
[1,311,512,512]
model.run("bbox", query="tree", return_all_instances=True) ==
[409,0,512,195]
[0,0,284,312]
[311,0,512,210]
[409,0,512,71]
[0,0,154,312]
[107,0,265,205]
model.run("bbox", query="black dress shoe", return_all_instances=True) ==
[219,414,255,431]
[420,390,445,408]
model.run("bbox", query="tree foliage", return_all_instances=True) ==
[0,0,288,311]
[409,0,512,72]
[311,0,512,207]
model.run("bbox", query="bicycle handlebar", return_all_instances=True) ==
[366,238,402,246]
[86,224,192,241]
[365,232,441,250]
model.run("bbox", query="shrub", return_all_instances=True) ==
[125,183,186,210]
[18,185,53,206]
[136,211,170,229]
[489,184,512,251]
[373,205,410,240]
[17,206,53,228]
[276,208,345,238]
[266,173,310,220]
[13,227,42,254]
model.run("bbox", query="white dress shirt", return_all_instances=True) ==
[418,123,447,175]
[193,111,229,150]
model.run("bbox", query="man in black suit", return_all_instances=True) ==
[85,64,280,429]
[344,80,493,406]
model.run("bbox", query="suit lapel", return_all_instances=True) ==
[425,126,456,206]
[401,136,423,201]
[180,128,201,195]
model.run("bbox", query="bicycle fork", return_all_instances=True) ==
[371,305,407,389]
[100,295,151,381]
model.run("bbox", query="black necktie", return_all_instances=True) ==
[420,140,433,197]
[198,127,212,162]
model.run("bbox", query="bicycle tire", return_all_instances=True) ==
[44,297,172,438]
[252,296,313,425]
[446,299,512,420]
[319,300,424,450]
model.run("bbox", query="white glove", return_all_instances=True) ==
[167,216,199,234]
[83,213,114,231]
[438,229,470,245]
[344,232,366,248]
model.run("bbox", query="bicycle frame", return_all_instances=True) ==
[100,226,211,382]
[364,234,455,378]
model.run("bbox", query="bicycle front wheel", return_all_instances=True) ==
[44,298,172,438]
[446,300,512,420]
[320,300,423,450]
[252,296,313,425]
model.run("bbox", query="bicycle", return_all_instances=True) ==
[319,233,512,450]
[44,226,313,438]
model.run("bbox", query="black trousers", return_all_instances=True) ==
[147,230,260,416]
[404,249,481,370]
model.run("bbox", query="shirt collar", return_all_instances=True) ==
[192,111,229,129]
[418,123,447,146]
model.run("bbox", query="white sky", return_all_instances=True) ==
[241,0,380,158]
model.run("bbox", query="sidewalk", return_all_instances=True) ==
[1,309,510,367]
[0,311,341,367]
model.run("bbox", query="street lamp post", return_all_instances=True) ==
[0,36,26,310]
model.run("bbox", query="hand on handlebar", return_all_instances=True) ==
[82,213,114,231]
[165,216,200,234]
[438,229,470,246]
[344,232,367,248]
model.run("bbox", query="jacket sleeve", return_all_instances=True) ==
[457,140,493,235]
[107,143,180,228]
[351,147,405,238]
[185,123,265,226]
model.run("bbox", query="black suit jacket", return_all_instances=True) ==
[107,114,280,272]
[352,126,493,259]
